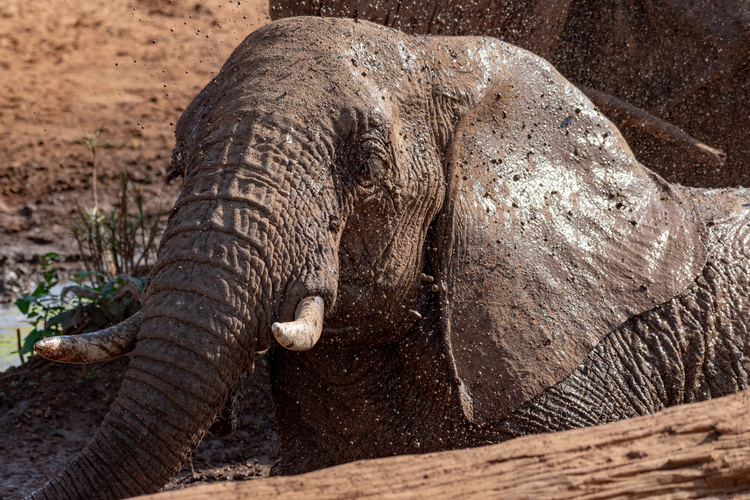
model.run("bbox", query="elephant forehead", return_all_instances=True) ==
[176,17,502,148]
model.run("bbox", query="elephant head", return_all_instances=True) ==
[31,17,706,498]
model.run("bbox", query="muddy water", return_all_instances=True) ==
[0,282,69,371]
[0,307,30,371]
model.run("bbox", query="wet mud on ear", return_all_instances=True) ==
[430,45,707,425]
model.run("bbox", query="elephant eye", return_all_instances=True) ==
[351,136,389,187]
[358,152,385,183]
[167,149,186,184]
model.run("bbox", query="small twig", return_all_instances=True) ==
[92,147,98,209]
[72,202,92,274]
[577,84,726,169]
[61,285,100,301]
[112,283,142,305]
[119,173,129,274]
[83,128,110,211]
[132,215,160,271]
[16,328,25,365]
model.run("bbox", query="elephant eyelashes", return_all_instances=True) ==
[358,154,386,184]
[348,136,390,188]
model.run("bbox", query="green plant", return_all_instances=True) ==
[71,171,162,281]
[59,271,145,334]
[14,255,146,357]
[14,253,71,356]
[76,129,162,280]
[82,127,111,209]
[12,130,163,361]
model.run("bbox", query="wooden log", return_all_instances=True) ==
[139,390,750,499]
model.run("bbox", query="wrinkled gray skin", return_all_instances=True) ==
[31,17,750,499]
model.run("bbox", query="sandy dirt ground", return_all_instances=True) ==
[0,0,271,294]
[0,1,277,498]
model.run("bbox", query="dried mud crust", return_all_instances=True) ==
[0,355,277,499]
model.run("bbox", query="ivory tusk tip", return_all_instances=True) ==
[271,322,294,348]
[34,337,63,360]
[272,296,325,351]
[32,312,141,363]
[34,336,96,363]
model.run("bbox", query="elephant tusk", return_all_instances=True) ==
[34,310,142,363]
[272,296,325,351]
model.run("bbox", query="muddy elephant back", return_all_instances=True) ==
[550,0,750,188]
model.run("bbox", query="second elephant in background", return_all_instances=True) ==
[273,0,750,189]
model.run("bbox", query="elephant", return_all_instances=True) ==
[29,16,750,499]
[272,0,750,189]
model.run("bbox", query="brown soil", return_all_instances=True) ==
[0,0,271,296]
[0,1,275,498]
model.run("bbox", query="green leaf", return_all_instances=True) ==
[31,282,45,297]
[16,295,31,314]
[100,280,116,297]
[72,270,97,284]
[40,252,60,269]
[120,274,145,290]
[49,308,82,331]
[20,329,46,356]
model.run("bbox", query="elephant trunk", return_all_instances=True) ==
[31,304,252,498]
[31,234,266,498]
[30,166,337,497]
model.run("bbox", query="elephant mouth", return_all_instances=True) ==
[316,324,389,350]
[322,324,359,334]
[319,311,422,349]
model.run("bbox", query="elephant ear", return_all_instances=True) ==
[431,45,707,424]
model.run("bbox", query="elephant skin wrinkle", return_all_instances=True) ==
[30,17,750,499]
